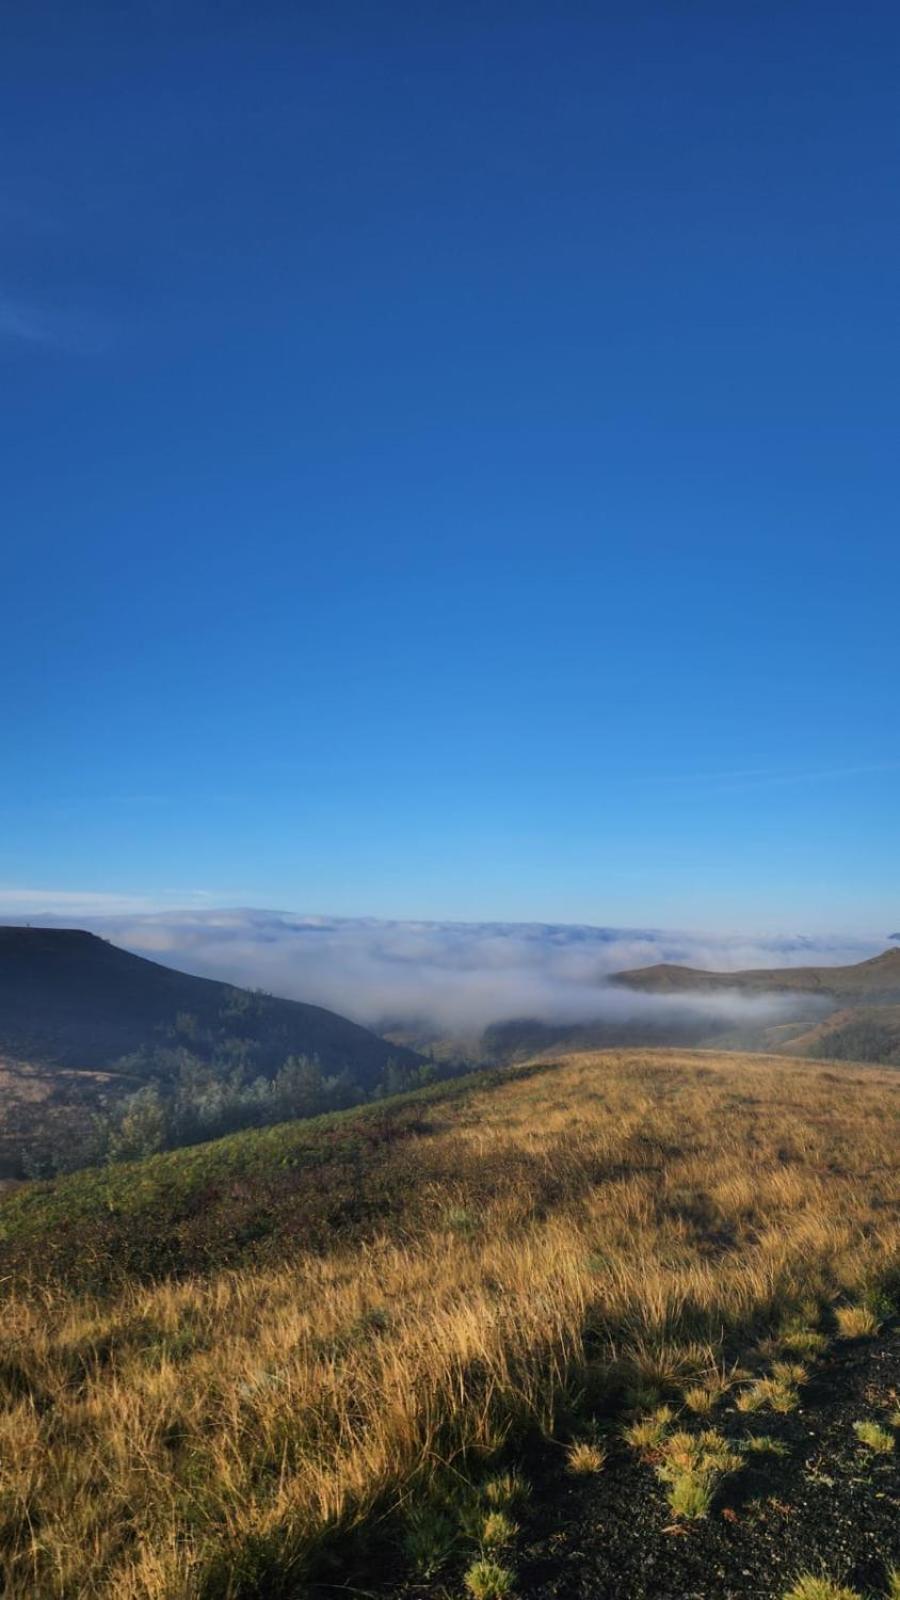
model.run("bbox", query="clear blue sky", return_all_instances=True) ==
[3,2,898,933]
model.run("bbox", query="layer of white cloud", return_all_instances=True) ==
[0,903,884,1034]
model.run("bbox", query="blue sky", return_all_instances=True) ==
[3,1,899,933]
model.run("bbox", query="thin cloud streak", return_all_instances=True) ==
[633,761,900,793]
[0,290,115,353]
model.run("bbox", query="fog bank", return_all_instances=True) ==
[5,908,879,1035]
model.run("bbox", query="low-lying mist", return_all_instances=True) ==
[12,909,875,1042]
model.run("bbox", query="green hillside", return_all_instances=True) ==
[0,1064,536,1291]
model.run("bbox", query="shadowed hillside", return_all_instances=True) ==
[0,926,420,1077]
[0,928,426,1176]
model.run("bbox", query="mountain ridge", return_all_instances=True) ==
[0,925,421,1076]
[611,946,900,1000]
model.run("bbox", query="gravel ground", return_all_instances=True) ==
[344,1326,900,1600]
[516,1330,900,1600]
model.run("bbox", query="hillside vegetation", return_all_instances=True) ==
[0,928,420,1076]
[0,928,424,1175]
[1,1048,898,1598]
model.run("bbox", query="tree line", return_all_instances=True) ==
[20,1025,466,1178]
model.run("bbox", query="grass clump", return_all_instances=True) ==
[655,1428,743,1520]
[402,1503,457,1577]
[742,1433,789,1456]
[852,1419,895,1453]
[772,1360,808,1385]
[566,1440,607,1474]
[782,1579,862,1600]
[887,1570,900,1600]
[666,1472,717,1519]
[463,1557,515,1599]
[482,1472,527,1509]
[835,1304,881,1340]
[623,1405,673,1453]
[737,1370,802,1413]
[683,1384,715,1414]
[480,1510,518,1547]
[779,1326,828,1356]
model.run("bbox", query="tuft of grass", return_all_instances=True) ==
[779,1326,828,1356]
[463,1557,515,1599]
[772,1360,808,1386]
[782,1579,862,1600]
[402,1503,457,1577]
[480,1511,518,1548]
[655,1428,742,1519]
[852,1419,894,1454]
[886,1570,900,1600]
[738,1373,801,1413]
[683,1384,715,1414]
[666,1471,716,1519]
[835,1304,880,1340]
[482,1472,527,1509]
[566,1440,607,1474]
[623,1407,673,1453]
[743,1434,789,1456]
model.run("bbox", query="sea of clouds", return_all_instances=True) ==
[5,907,883,1036]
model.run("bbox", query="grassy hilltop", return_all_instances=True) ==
[1,1048,899,1599]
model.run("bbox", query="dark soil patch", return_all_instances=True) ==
[360,1329,900,1600]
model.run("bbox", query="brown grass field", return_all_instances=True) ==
[1,1048,899,1598]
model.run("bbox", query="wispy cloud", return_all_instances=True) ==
[0,290,114,353]
[0,295,50,345]
[0,888,216,917]
[635,761,900,794]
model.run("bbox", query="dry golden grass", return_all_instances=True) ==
[835,1303,881,1339]
[566,1439,607,1474]
[1,1048,899,1597]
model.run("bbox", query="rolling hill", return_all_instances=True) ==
[1,1047,897,1598]
[611,946,900,1000]
[477,950,900,1067]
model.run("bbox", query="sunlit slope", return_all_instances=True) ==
[613,946,900,999]
[1,1048,898,1598]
